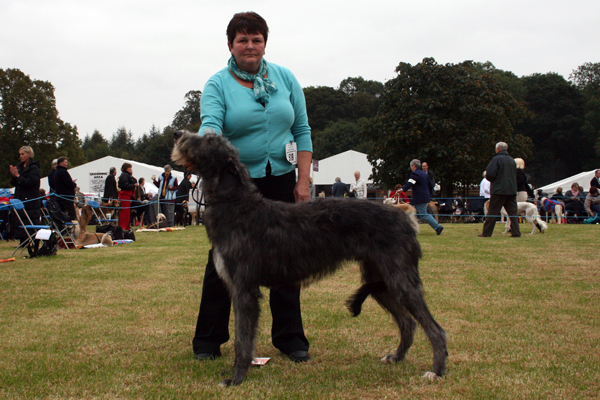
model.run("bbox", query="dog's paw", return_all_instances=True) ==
[422,371,441,382]
[380,354,401,364]
[219,378,233,387]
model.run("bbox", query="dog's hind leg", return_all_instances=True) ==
[401,287,448,380]
[222,286,262,387]
[372,291,417,365]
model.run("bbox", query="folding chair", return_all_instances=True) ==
[88,200,119,225]
[9,199,53,256]
[43,199,77,249]
[0,203,8,241]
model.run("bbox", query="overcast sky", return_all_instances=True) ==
[1,0,598,140]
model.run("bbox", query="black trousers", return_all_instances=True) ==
[481,194,521,237]
[57,197,76,221]
[192,169,309,356]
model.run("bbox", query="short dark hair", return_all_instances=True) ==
[110,167,117,174]
[57,156,67,164]
[590,187,598,195]
[121,163,132,172]
[227,12,269,45]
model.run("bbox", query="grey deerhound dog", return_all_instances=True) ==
[172,131,447,386]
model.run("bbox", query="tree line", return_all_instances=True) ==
[2,61,599,194]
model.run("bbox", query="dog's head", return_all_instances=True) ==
[172,130,241,179]
[172,130,256,202]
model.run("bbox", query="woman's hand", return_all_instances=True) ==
[9,165,19,178]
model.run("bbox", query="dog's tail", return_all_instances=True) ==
[535,217,548,233]
[346,281,387,317]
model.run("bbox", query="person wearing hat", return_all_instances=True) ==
[153,165,178,227]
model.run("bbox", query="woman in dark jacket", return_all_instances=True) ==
[117,163,138,230]
[564,182,586,221]
[9,146,41,239]
[515,158,533,202]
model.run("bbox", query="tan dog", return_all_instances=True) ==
[72,225,113,247]
[391,203,420,234]
[428,201,440,222]
[147,213,169,229]
[79,200,120,231]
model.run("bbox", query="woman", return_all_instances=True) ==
[9,146,42,240]
[117,163,138,230]
[515,158,533,202]
[192,12,312,363]
[389,184,409,204]
[134,177,150,227]
[152,165,178,227]
[564,182,586,221]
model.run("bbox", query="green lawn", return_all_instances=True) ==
[1,222,598,399]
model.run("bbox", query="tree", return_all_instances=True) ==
[516,73,588,185]
[0,68,85,187]
[312,120,372,160]
[570,62,600,158]
[109,127,135,159]
[363,58,532,195]
[172,90,202,131]
[82,130,111,162]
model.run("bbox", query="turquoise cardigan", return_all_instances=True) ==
[199,63,312,179]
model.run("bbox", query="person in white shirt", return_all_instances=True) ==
[350,171,367,199]
[479,172,491,199]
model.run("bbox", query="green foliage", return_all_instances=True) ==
[570,62,600,158]
[0,68,84,187]
[363,58,532,194]
[305,77,382,159]
[172,90,201,131]
[82,130,111,162]
[516,72,590,186]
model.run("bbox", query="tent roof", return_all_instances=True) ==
[40,156,189,194]
[312,150,374,186]
[536,169,599,195]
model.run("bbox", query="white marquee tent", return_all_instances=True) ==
[311,150,374,187]
[536,169,599,195]
[40,156,189,196]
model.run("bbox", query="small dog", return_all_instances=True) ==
[172,131,447,386]
[146,213,169,229]
[387,201,420,234]
[79,200,120,231]
[540,197,564,224]
[501,202,548,235]
[72,225,113,247]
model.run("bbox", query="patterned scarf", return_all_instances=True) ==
[228,55,277,104]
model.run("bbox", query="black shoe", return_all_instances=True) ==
[477,234,489,237]
[288,350,310,363]
[436,226,444,236]
[195,352,220,361]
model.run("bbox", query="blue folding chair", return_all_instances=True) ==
[42,199,76,250]
[88,200,119,225]
[0,203,8,241]
[9,199,53,256]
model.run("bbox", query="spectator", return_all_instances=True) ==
[421,162,435,196]
[388,184,409,204]
[134,177,150,227]
[175,172,192,226]
[103,167,119,203]
[400,159,443,235]
[48,159,58,193]
[54,156,77,220]
[9,146,41,241]
[350,171,367,199]
[331,177,349,198]
[479,172,491,199]
[479,142,520,237]
[153,165,178,227]
[117,163,138,231]
[584,187,600,217]
[590,170,600,190]
[550,187,565,202]
[564,182,586,221]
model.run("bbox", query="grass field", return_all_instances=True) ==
[1,222,599,399]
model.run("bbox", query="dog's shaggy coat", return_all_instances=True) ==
[172,131,447,386]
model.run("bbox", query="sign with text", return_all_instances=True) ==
[90,172,108,194]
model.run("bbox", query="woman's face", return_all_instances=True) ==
[19,150,31,163]
[228,31,266,74]
[127,167,132,174]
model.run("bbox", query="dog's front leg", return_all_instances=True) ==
[221,285,262,387]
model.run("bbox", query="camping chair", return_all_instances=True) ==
[43,199,77,250]
[88,200,119,226]
[9,199,54,256]
[0,203,9,241]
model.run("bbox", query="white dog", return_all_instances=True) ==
[501,202,548,235]
[540,197,564,224]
